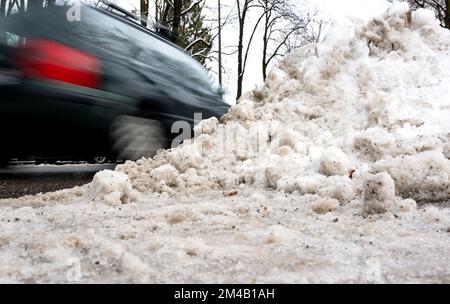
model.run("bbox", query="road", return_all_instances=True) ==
[0,164,116,199]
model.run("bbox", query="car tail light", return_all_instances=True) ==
[16,39,101,89]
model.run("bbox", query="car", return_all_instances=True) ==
[0,2,229,166]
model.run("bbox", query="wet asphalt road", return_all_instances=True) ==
[0,164,116,199]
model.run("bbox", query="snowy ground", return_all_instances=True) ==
[1,3,450,283]
[0,164,115,199]
[0,187,449,283]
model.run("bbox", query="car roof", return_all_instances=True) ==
[89,4,186,54]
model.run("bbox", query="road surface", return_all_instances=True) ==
[0,164,116,199]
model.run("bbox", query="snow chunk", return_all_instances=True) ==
[363,172,397,214]
[266,68,288,88]
[166,143,202,172]
[87,170,136,206]
[311,198,340,214]
[230,99,255,121]
[320,147,354,177]
[261,225,296,244]
[194,117,218,137]
[412,9,439,29]
[422,206,449,224]
[150,164,179,187]
[318,177,355,203]
[374,150,450,202]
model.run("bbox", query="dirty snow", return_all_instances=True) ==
[1,3,450,283]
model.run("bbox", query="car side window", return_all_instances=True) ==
[77,7,216,94]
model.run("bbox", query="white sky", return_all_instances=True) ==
[314,0,389,19]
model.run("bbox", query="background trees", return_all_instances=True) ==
[0,0,57,16]
[235,0,258,99]
[0,0,8,17]
[140,0,213,65]
[259,0,307,81]
[136,0,321,100]
[233,0,318,99]
[0,0,324,102]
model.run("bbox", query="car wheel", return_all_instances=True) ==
[91,156,107,164]
[109,115,169,162]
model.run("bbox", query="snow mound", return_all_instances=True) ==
[117,4,450,210]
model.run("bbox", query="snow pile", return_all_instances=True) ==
[118,3,450,211]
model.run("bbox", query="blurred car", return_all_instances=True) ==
[0,3,229,166]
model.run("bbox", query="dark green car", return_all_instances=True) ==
[0,3,228,165]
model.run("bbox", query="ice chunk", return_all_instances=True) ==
[363,172,397,213]
[374,150,450,202]
[311,198,340,214]
[150,164,179,187]
[194,117,218,137]
[320,147,354,177]
[87,170,136,206]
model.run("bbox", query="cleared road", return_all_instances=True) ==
[0,164,116,199]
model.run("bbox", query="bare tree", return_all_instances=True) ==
[259,0,308,81]
[406,0,450,28]
[140,0,149,27]
[199,1,237,78]
[6,0,19,14]
[0,0,65,17]
[0,0,7,17]
[0,0,6,44]
[448,0,450,27]
[217,0,223,86]
[236,0,264,100]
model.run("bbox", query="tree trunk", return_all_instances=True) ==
[262,3,269,81]
[0,0,7,16]
[236,1,248,100]
[217,0,222,86]
[140,0,149,27]
[171,0,182,44]
[236,19,244,100]
[0,0,6,45]
[445,0,450,29]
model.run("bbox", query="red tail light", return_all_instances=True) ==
[16,39,101,89]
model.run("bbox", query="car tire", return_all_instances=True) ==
[91,156,107,164]
[109,115,169,162]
